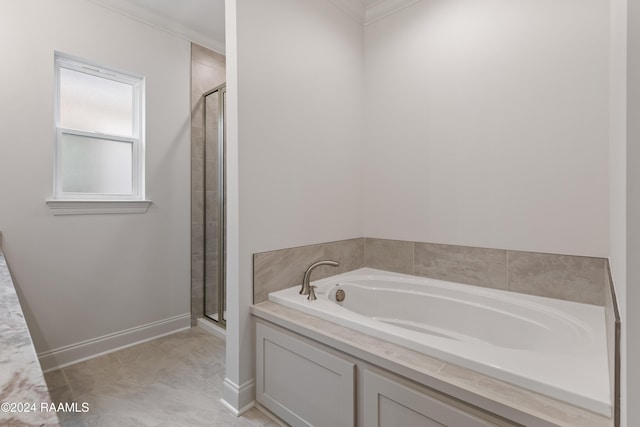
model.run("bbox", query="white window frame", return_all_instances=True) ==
[47,52,150,215]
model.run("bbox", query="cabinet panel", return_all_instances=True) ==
[379,394,446,427]
[256,322,355,427]
[363,369,500,427]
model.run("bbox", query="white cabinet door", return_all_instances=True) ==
[363,369,503,427]
[256,322,356,427]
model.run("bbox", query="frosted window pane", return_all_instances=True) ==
[61,134,133,194]
[60,68,134,136]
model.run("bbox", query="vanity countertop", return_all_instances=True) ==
[252,300,613,427]
[0,249,59,426]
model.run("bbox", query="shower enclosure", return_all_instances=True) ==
[203,83,226,327]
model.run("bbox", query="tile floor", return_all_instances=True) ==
[44,327,279,427]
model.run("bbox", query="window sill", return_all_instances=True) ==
[46,200,152,215]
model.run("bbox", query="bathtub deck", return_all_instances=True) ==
[269,268,610,416]
[251,301,613,427]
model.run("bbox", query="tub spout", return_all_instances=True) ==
[300,260,340,298]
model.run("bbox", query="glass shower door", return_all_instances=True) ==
[203,84,226,327]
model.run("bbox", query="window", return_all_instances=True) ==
[48,52,150,215]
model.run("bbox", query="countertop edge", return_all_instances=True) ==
[0,249,60,426]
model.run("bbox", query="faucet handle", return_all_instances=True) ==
[308,285,317,301]
[300,259,340,296]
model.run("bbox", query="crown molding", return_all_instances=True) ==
[87,0,421,52]
[327,0,422,26]
[326,0,367,25]
[88,0,226,54]
[364,0,422,25]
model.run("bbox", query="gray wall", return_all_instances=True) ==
[625,0,640,425]
[363,0,609,257]
[0,0,191,364]
[225,0,365,410]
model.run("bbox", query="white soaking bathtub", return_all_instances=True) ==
[268,268,611,417]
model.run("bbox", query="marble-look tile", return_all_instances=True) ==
[191,158,204,192]
[205,90,219,112]
[205,225,219,257]
[253,302,446,378]
[191,126,204,159]
[204,368,226,397]
[44,369,69,391]
[252,238,610,307]
[508,251,606,305]
[44,370,76,413]
[205,191,219,224]
[318,238,365,278]
[46,327,276,427]
[205,140,219,166]
[192,62,226,95]
[192,252,204,325]
[56,412,101,427]
[114,331,225,395]
[192,253,204,283]
[191,224,204,256]
[414,243,508,290]
[204,94,219,136]
[191,190,204,225]
[205,285,218,317]
[191,279,204,300]
[192,43,226,70]
[437,363,610,427]
[253,244,324,304]
[364,238,414,274]
[205,240,219,315]
[213,407,277,427]
[191,289,203,326]
[63,354,130,397]
[205,159,218,191]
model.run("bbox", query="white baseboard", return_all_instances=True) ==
[38,313,191,372]
[221,377,255,416]
[197,317,226,341]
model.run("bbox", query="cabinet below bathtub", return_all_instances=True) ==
[255,319,515,427]
[361,368,510,427]
[255,321,356,426]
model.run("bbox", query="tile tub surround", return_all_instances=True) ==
[0,250,59,426]
[252,301,613,427]
[254,239,619,424]
[253,238,365,303]
[365,238,607,306]
[508,251,605,305]
[253,237,607,306]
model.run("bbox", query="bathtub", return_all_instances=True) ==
[268,267,611,417]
